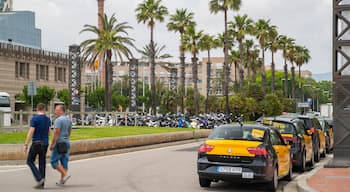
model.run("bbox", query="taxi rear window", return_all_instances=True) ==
[209,126,265,141]
[262,120,294,134]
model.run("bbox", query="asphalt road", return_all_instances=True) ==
[0,142,328,192]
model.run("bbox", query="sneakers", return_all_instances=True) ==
[56,175,71,186]
[34,179,45,189]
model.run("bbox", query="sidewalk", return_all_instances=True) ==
[307,167,350,192]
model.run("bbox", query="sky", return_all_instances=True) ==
[13,0,332,74]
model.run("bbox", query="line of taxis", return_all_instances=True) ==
[197,113,334,191]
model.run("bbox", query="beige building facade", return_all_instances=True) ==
[0,42,69,109]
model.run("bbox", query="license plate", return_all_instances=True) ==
[242,172,254,179]
[217,166,242,173]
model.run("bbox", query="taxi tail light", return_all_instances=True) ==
[198,144,214,153]
[247,146,268,156]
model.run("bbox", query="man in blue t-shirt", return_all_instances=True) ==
[24,103,51,189]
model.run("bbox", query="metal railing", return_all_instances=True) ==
[0,111,138,129]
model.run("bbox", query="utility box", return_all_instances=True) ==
[320,103,333,117]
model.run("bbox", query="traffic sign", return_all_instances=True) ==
[297,102,310,108]
[27,82,37,96]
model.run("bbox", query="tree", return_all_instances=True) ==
[182,25,203,116]
[278,35,295,98]
[57,89,69,107]
[18,86,56,109]
[136,0,168,115]
[259,94,282,116]
[230,49,240,93]
[255,19,273,92]
[210,0,242,116]
[267,26,279,93]
[229,14,255,91]
[138,42,172,61]
[286,44,297,99]
[86,87,105,110]
[198,34,219,113]
[80,14,134,111]
[167,8,195,114]
[295,45,311,98]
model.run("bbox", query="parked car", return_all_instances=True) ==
[317,117,334,153]
[261,117,314,171]
[295,115,326,161]
[197,124,292,191]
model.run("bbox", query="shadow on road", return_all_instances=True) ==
[42,184,94,190]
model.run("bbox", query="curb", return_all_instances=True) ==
[297,156,332,192]
[0,130,211,161]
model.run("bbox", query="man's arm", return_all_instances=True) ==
[23,127,35,153]
[50,128,60,151]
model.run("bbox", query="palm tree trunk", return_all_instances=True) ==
[291,64,296,99]
[284,58,288,98]
[271,51,275,93]
[105,50,112,111]
[150,24,156,115]
[234,61,238,93]
[192,56,199,116]
[223,9,230,116]
[180,32,186,114]
[261,48,266,92]
[246,47,251,80]
[239,41,245,92]
[299,65,302,101]
[205,49,211,114]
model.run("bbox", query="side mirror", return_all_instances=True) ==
[286,140,293,146]
[306,130,312,136]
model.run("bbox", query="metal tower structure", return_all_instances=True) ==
[68,45,81,111]
[328,0,350,167]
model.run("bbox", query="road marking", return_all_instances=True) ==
[0,167,27,173]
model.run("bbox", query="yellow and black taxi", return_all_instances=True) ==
[297,115,326,161]
[261,117,314,171]
[317,117,334,154]
[197,124,292,191]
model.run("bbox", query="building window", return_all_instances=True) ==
[36,64,49,81]
[54,67,66,82]
[15,62,29,79]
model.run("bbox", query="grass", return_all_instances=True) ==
[0,126,194,144]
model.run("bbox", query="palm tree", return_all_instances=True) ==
[167,8,195,114]
[279,35,295,98]
[136,0,168,115]
[182,25,203,116]
[138,43,172,61]
[242,39,254,80]
[286,45,297,99]
[295,45,311,99]
[229,14,254,91]
[80,13,134,111]
[198,34,218,113]
[230,50,240,93]
[255,19,273,92]
[249,49,263,82]
[209,0,242,117]
[266,25,279,93]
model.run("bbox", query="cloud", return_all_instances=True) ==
[13,0,332,74]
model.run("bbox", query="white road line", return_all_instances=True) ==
[0,141,201,172]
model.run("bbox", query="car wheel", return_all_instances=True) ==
[321,147,326,158]
[299,151,306,172]
[199,178,211,188]
[315,144,321,162]
[268,166,278,191]
[308,151,315,167]
[285,159,293,181]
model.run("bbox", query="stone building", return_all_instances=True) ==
[0,42,69,109]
